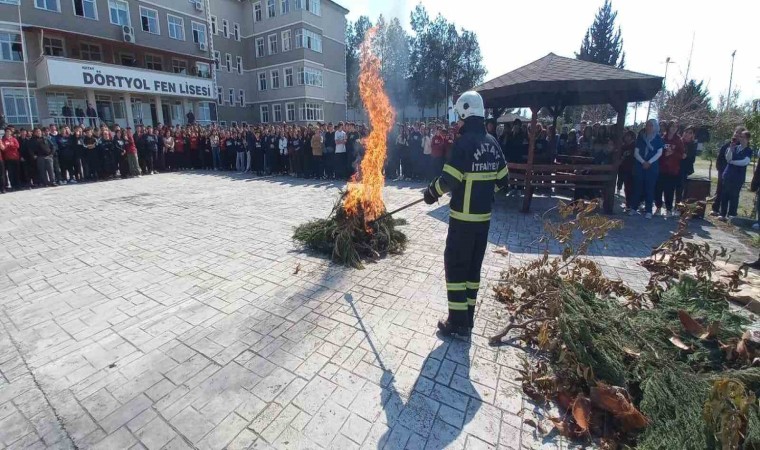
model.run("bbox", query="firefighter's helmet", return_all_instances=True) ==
[454,91,485,120]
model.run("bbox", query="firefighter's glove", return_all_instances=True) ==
[423,186,438,205]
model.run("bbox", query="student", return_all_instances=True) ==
[71,127,86,182]
[323,123,336,179]
[422,125,433,180]
[310,126,323,179]
[618,130,636,211]
[28,128,55,187]
[654,121,685,217]
[334,122,347,179]
[750,152,760,230]
[711,127,746,216]
[718,130,753,221]
[407,124,423,180]
[210,131,221,170]
[224,132,237,172]
[163,130,175,172]
[125,128,140,176]
[630,119,664,219]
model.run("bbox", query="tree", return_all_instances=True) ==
[576,0,626,68]
[346,16,372,113]
[659,80,714,125]
[408,4,487,120]
[572,0,626,124]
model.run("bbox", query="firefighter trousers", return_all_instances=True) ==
[444,219,490,328]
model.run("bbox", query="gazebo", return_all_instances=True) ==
[475,53,663,213]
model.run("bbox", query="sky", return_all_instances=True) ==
[342,0,760,123]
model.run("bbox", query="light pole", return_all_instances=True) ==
[646,57,674,121]
[726,50,736,111]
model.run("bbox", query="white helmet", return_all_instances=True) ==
[454,91,485,120]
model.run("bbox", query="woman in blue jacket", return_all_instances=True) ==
[630,119,664,219]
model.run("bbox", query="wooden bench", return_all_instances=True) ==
[506,163,618,213]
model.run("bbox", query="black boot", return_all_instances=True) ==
[743,257,760,270]
[437,319,471,338]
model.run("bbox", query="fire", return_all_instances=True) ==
[343,28,396,225]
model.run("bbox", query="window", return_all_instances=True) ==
[43,37,64,57]
[272,104,282,122]
[108,0,129,26]
[271,69,280,89]
[298,29,322,52]
[222,20,229,38]
[145,54,163,71]
[140,7,159,34]
[167,15,185,40]
[233,23,240,41]
[195,62,210,78]
[305,0,320,15]
[79,43,102,61]
[225,53,231,72]
[299,102,323,122]
[255,38,265,57]
[172,58,188,74]
[284,67,293,87]
[236,56,243,74]
[280,0,289,14]
[0,0,20,5]
[253,2,262,22]
[210,16,218,35]
[74,0,97,19]
[285,103,295,122]
[198,102,212,123]
[282,30,291,52]
[268,34,278,55]
[213,51,220,70]
[0,33,23,62]
[2,88,38,125]
[258,73,267,91]
[191,22,207,45]
[238,89,245,106]
[217,86,223,104]
[299,67,322,87]
[267,0,275,18]
[260,105,269,123]
[120,53,136,66]
[228,88,234,105]
[35,0,59,12]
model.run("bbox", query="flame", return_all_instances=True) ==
[343,28,396,225]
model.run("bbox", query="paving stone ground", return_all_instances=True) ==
[0,172,753,450]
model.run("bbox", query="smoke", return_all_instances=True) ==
[384,0,412,22]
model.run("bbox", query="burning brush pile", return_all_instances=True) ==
[490,201,760,449]
[293,29,406,269]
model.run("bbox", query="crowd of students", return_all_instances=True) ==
[0,121,374,191]
[1,118,757,230]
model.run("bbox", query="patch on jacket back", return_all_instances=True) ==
[472,143,501,171]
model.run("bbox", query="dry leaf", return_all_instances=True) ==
[677,310,705,337]
[493,246,510,257]
[590,384,648,430]
[293,263,301,275]
[699,321,720,340]
[549,417,573,438]
[622,347,641,358]
[572,396,591,433]
[669,336,693,352]
[557,391,573,412]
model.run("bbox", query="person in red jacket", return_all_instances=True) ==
[0,136,5,193]
[430,126,447,180]
[125,127,140,177]
[654,121,685,217]
[1,127,21,190]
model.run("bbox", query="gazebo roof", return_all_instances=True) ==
[475,53,663,109]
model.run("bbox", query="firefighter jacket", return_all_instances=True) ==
[429,118,508,223]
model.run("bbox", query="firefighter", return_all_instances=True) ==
[423,91,508,337]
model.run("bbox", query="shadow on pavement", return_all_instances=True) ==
[344,293,480,450]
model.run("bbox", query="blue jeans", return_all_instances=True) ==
[632,163,659,212]
[212,147,221,169]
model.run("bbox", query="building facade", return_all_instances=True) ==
[0,0,347,128]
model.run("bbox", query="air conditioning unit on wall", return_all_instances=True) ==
[122,26,135,43]
[199,41,207,51]
[194,1,204,12]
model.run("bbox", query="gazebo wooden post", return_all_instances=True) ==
[604,99,628,214]
[521,105,540,213]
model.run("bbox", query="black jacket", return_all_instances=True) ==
[429,117,508,223]
[29,137,53,157]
